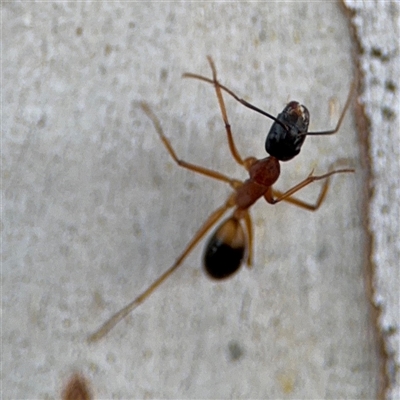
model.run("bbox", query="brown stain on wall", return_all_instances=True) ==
[61,373,93,400]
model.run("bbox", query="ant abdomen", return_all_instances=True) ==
[203,217,246,280]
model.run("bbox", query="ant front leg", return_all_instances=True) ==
[184,57,249,168]
[264,167,354,211]
[205,56,246,167]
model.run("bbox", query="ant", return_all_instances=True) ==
[88,56,354,342]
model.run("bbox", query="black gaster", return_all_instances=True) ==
[203,217,246,280]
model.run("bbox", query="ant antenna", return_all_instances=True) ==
[184,59,355,139]
[183,71,289,132]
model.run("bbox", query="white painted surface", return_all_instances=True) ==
[344,1,400,398]
[4,3,382,398]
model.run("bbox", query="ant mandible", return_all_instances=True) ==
[88,56,354,342]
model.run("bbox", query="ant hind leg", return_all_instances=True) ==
[88,199,235,342]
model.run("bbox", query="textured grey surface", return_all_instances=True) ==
[4,3,380,398]
[344,1,400,398]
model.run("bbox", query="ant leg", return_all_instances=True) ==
[242,211,254,268]
[264,168,354,209]
[205,56,245,166]
[184,58,247,166]
[271,180,329,211]
[88,199,235,342]
[141,102,241,190]
[307,80,356,136]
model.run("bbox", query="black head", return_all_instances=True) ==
[265,101,310,161]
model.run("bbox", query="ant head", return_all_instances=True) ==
[265,101,310,161]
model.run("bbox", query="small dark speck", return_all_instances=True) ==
[371,77,380,86]
[385,80,397,92]
[167,12,175,23]
[258,30,267,42]
[317,245,329,261]
[227,341,244,361]
[76,26,83,36]
[184,181,197,191]
[324,350,335,368]
[37,114,47,128]
[384,325,397,336]
[129,21,135,29]
[370,47,390,62]
[382,106,395,121]
[99,65,107,75]
[271,316,280,327]
[104,44,112,56]
[152,174,163,187]
[381,204,389,214]
[160,68,168,82]
[370,47,382,58]
[60,245,70,257]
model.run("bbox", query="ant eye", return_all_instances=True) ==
[265,102,310,161]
